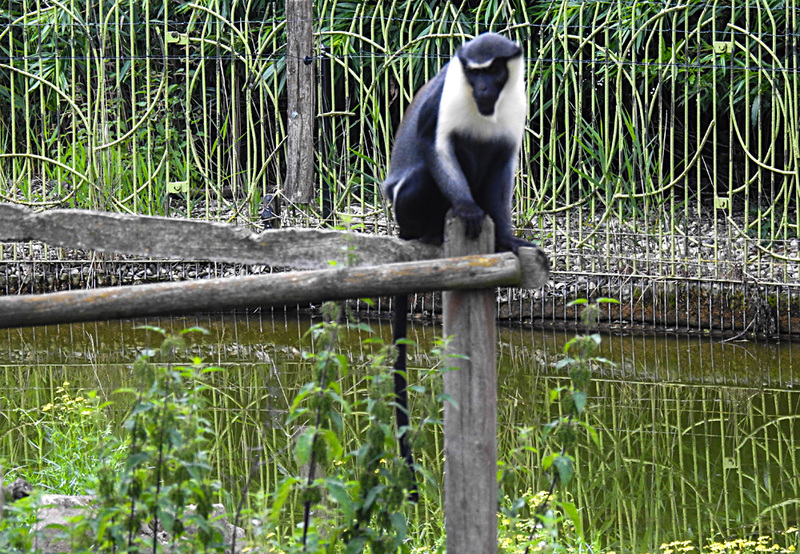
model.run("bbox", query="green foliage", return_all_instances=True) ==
[0,326,231,553]
[258,303,448,553]
[1,311,453,553]
[65,326,229,553]
[4,382,124,496]
[500,298,618,553]
[0,491,36,552]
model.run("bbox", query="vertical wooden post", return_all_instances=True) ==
[443,215,497,554]
[285,0,315,203]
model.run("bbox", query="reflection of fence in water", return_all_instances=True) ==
[587,381,800,550]
[2,315,799,549]
[499,330,800,550]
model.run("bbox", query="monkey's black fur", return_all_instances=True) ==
[383,32,532,253]
[382,33,533,502]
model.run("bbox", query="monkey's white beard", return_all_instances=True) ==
[436,56,526,147]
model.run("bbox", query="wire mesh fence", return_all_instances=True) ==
[0,0,798,335]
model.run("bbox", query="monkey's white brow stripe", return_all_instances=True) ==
[466,59,493,69]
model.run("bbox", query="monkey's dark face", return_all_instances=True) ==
[462,58,511,116]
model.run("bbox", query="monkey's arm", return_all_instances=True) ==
[477,151,535,253]
[417,91,484,238]
[424,142,485,239]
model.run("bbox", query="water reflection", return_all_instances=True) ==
[1,312,799,551]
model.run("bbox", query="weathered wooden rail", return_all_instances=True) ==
[0,203,549,328]
[0,249,544,328]
[0,203,437,269]
[0,203,550,554]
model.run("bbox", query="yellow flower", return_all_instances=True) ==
[41,403,54,412]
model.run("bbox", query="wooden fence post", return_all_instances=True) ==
[285,0,315,203]
[442,215,497,554]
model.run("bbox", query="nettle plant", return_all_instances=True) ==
[0,327,231,553]
[68,326,229,554]
[262,302,450,554]
[502,298,618,553]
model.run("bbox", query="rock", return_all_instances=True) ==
[32,495,95,553]
[3,477,33,501]
[31,495,245,554]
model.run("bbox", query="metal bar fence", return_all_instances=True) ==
[0,0,798,335]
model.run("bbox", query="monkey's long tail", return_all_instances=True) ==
[392,293,419,503]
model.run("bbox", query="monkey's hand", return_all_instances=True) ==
[451,202,485,239]
[498,236,538,255]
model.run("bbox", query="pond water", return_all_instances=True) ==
[1,311,799,552]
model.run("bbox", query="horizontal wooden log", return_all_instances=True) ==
[0,252,529,328]
[517,245,550,289]
[0,203,439,269]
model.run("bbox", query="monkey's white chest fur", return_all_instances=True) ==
[436,55,526,149]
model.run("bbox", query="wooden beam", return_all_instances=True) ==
[0,204,440,269]
[0,204,551,284]
[442,216,498,554]
[0,252,525,328]
[284,0,316,203]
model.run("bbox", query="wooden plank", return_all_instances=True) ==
[0,204,439,269]
[284,0,316,203]
[0,251,523,328]
[442,216,498,554]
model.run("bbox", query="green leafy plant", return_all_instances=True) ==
[64,326,229,553]
[0,326,233,553]
[0,491,37,552]
[260,302,449,553]
[5,382,123,497]
[498,298,618,553]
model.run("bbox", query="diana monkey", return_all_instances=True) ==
[382,33,533,500]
